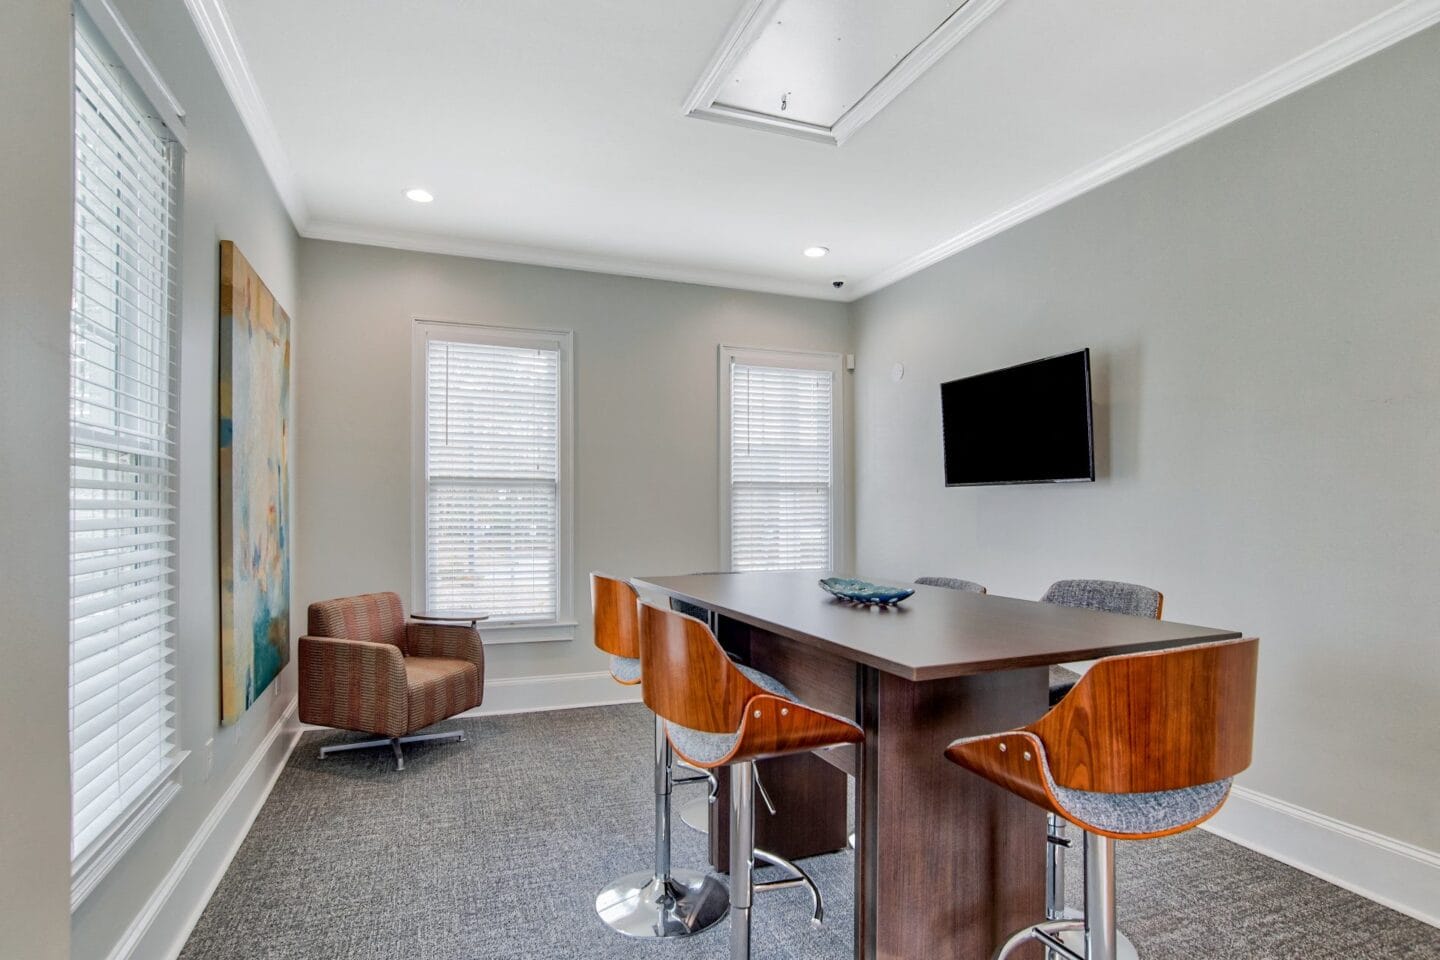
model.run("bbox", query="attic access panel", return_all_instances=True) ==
[683,0,1007,145]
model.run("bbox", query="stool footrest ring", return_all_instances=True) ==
[994,920,1084,960]
[753,847,823,924]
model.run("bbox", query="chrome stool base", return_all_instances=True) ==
[678,794,710,834]
[596,714,727,939]
[595,869,729,939]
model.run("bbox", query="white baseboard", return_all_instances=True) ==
[1202,784,1440,928]
[105,699,301,960]
[460,670,642,717]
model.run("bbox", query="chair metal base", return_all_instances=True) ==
[754,847,823,925]
[998,832,1128,960]
[1047,815,1139,958]
[678,794,711,834]
[596,713,728,939]
[595,869,729,939]
[674,758,709,785]
[317,729,465,771]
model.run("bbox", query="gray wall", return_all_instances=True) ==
[0,0,76,955]
[62,2,302,957]
[296,239,852,680]
[851,25,1440,851]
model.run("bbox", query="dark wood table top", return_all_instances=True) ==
[634,572,1241,681]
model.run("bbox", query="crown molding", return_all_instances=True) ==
[188,0,1439,305]
[302,221,847,302]
[851,0,1440,299]
[182,0,308,228]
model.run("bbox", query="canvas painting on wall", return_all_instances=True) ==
[219,240,292,725]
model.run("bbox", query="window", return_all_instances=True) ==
[721,347,844,571]
[413,322,574,640]
[68,5,185,892]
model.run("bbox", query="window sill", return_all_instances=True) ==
[71,750,188,911]
[478,620,577,645]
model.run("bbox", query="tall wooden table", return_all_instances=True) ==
[633,572,1241,960]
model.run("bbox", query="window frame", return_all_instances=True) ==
[68,0,188,909]
[718,345,846,573]
[410,319,576,643]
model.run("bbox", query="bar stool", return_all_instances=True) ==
[638,601,865,960]
[590,574,728,939]
[945,637,1259,960]
[1039,578,1163,950]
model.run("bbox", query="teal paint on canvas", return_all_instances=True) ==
[219,241,291,725]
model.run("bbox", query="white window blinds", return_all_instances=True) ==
[69,19,182,859]
[424,335,562,621]
[728,358,836,571]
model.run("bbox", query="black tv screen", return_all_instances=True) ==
[941,349,1095,486]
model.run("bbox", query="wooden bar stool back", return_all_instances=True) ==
[591,572,642,685]
[946,637,1259,960]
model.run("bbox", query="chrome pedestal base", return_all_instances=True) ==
[596,714,727,939]
[595,870,729,939]
[678,794,710,834]
[317,729,464,771]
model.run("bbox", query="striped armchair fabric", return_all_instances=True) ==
[299,592,484,739]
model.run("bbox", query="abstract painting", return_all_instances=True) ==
[219,241,291,725]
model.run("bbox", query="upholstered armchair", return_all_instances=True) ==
[299,591,484,770]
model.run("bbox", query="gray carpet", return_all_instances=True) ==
[179,704,1438,960]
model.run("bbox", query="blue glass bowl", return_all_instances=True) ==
[818,577,915,606]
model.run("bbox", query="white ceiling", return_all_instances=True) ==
[210,0,1433,301]
[711,0,971,126]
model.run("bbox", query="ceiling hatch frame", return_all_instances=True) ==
[682,0,1009,146]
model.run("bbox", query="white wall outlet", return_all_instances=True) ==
[201,738,214,782]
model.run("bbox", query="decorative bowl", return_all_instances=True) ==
[818,577,914,606]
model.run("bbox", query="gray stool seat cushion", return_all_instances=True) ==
[950,732,1232,834]
[666,665,795,765]
[609,655,642,684]
[1050,777,1232,835]
[915,576,986,593]
[1048,665,1081,706]
[1031,737,1231,834]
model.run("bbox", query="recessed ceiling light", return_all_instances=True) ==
[404,187,434,204]
[804,245,829,258]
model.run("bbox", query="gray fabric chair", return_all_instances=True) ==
[1041,578,1163,619]
[914,576,987,594]
[1041,579,1163,705]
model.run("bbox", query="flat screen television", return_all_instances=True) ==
[941,349,1095,486]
